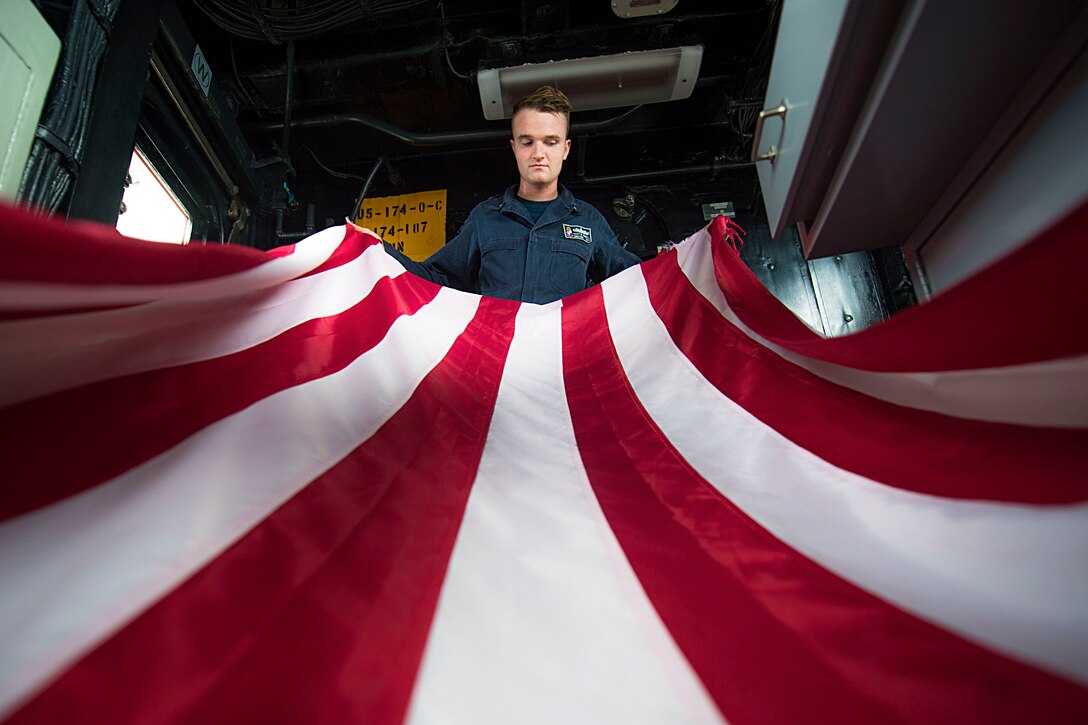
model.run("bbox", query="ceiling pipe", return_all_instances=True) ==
[280,40,295,163]
[249,105,644,147]
[579,158,753,185]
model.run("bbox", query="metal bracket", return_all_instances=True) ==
[34,125,80,175]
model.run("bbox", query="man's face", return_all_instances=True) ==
[511,109,571,190]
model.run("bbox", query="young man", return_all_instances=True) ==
[378,86,641,304]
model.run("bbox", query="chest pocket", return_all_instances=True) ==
[548,239,592,295]
[478,237,519,295]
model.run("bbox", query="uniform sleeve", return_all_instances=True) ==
[382,208,481,293]
[589,215,642,284]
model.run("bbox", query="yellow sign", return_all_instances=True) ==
[355,189,447,261]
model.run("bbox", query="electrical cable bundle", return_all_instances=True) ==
[19,0,122,212]
[727,0,779,160]
[192,0,433,44]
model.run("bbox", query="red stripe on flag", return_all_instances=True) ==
[645,255,1088,504]
[0,202,268,285]
[0,273,438,522]
[6,296,518,725]
[707,198,1088,371]
[561,286,1088,724]
[0,304,144,322]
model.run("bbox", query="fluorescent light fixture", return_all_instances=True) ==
[477,45,703,121]
[612,0,679,19]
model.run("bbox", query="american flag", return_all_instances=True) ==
[1,203,1086,723]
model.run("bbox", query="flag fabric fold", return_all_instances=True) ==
[1,201,1086,724]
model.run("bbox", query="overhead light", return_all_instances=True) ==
[612,0,679,19]
[477,46,703,121]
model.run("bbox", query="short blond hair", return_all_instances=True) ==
[512,86,572,137]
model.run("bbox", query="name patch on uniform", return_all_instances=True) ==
[563,224,592,243]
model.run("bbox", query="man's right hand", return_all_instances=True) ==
[345,218,377,237]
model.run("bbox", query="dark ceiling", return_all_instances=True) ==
[177,0,780,179]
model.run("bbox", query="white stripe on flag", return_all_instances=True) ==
[674,230,1088,428]
[0,225,348,310]
[0,287,478,719]
[605,267,1088,685]
[0,239,403,407]
[407,302,725,725]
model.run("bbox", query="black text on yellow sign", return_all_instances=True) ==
[355,189,447,261]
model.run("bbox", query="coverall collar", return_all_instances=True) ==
[494,184,578,227]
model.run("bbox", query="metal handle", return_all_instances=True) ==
[750,101,787,164]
